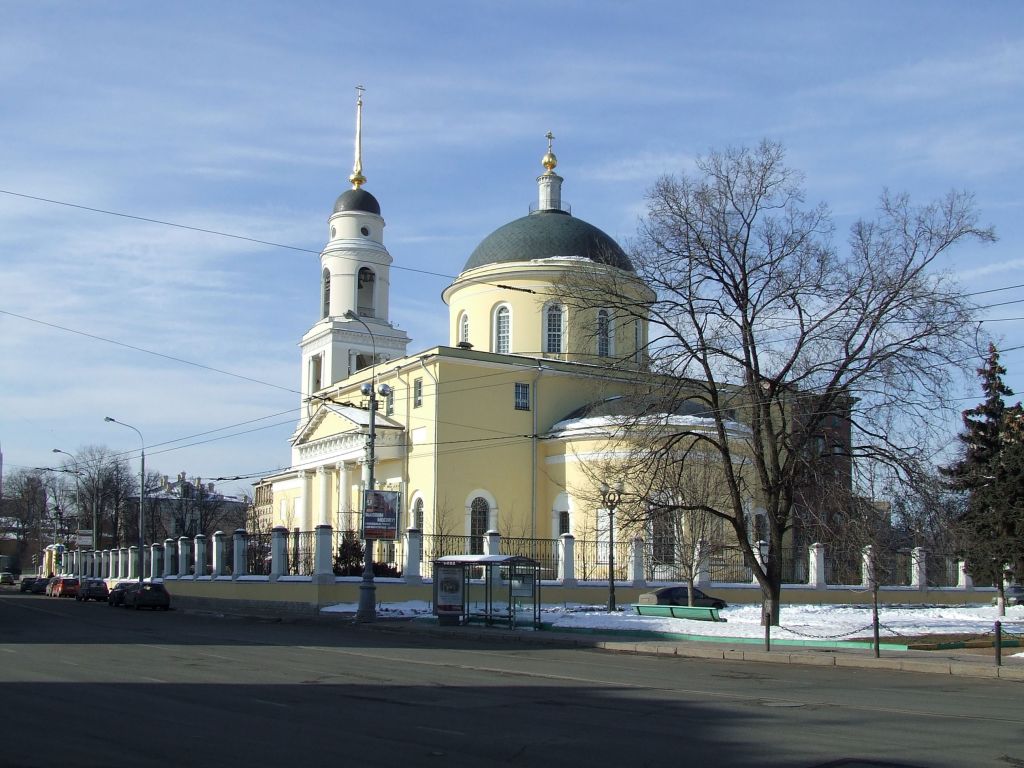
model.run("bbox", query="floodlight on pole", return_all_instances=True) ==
[52,449,83,578]
[105,417,145,587]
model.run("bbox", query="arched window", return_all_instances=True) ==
[459,312,470,345]
[558,510,570,536]
[470,497,489,554]
[412,497,424,530]
[544,303,563,354]
[494,306,510,354]
[597,309,611,358]
[321,269,331,319]
[357,267,375,318]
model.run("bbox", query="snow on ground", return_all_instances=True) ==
[322,600,1024,642]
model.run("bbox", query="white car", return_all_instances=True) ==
[0,572,15,585]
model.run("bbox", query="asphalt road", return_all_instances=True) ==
[1,589,1022,768]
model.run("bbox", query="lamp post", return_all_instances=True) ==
[52,449,82,578]
[600,481,623,612]
[105,417,145,587]
[343,309,392,622]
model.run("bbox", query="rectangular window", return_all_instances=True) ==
[514,382,530,411]
[413,377,423,408]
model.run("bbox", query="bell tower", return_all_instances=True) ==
[298,87,410,416]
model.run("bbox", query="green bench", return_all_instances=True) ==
[633,604,727,622]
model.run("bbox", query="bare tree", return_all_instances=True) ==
[564,140,994,624]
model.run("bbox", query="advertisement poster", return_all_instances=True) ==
[436,565,464,614]
[362,490,400,540]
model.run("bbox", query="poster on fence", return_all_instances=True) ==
[362,490,400,540]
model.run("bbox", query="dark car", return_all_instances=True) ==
[19,576,38,593]
[994,584,1024,607]
[76,579,110,602]
[30,577,49,594]
[124,582,171,611]
[640,585,728,609]
[107,581,135,607]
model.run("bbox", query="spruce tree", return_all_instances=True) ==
[943,344,1024,598]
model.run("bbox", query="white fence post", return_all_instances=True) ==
[911,547,927,590]
[163,538,175,578]
[150,544,162,580]
[270,526,288,581]
[958,559,974,590]
[232,529,247,578]
[313,524,333,583]
[694,540,711,587]
[809,543,826,589]
[404,527,422,582]
[861,545,875,589]
[558,534,576,585]
[177,537,191,578]
[211,531,226,577]
[194,534,208,578]
[630,536,646,587]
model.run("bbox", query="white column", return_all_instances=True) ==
[317,466,331,527]
[301,470,313,532]
[336,462,349,531]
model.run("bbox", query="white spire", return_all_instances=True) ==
[349,85,366,189]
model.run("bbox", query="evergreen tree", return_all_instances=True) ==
[943,344,1024,598]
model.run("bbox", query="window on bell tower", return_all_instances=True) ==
[357,267,376,318]
[321,269,331,319]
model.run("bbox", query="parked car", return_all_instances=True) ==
[994,585,1024,607]
[76,579,110,602]
[0,572,15,585]
[638,585,728,609]
[107,581,135,607]
[30,577,49,594]
[53,577,79,598]
[45,576,62,596]
[19,575,38,592]
[124,582,171,611]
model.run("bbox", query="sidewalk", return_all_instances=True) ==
[357,617,1024,682]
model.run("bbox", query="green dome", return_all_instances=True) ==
[463,210,633,272]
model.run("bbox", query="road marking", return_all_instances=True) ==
[415,726,466,737]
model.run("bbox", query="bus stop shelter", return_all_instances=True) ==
[432,554,541,629]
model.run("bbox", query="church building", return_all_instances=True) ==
[254,92,673,554]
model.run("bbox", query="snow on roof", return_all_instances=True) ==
[547,413,751,440]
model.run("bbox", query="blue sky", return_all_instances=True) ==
[1,1,1022,496]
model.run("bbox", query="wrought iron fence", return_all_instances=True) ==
[927,553,959,587]
[874,549,912,587]
[287,530,315,575]
[221,535,235,575]
[708,548,752,583]
[501,537,560,580]
[825,550,862,586]
[421,534,473,579]
[246,532,272,576]
[575,538,629,582]
[779,547,809,585]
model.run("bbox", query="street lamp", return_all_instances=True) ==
[104,417,145,587]
[343,309,390,622]
[52,449,82,578]
[600,481,623,612]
